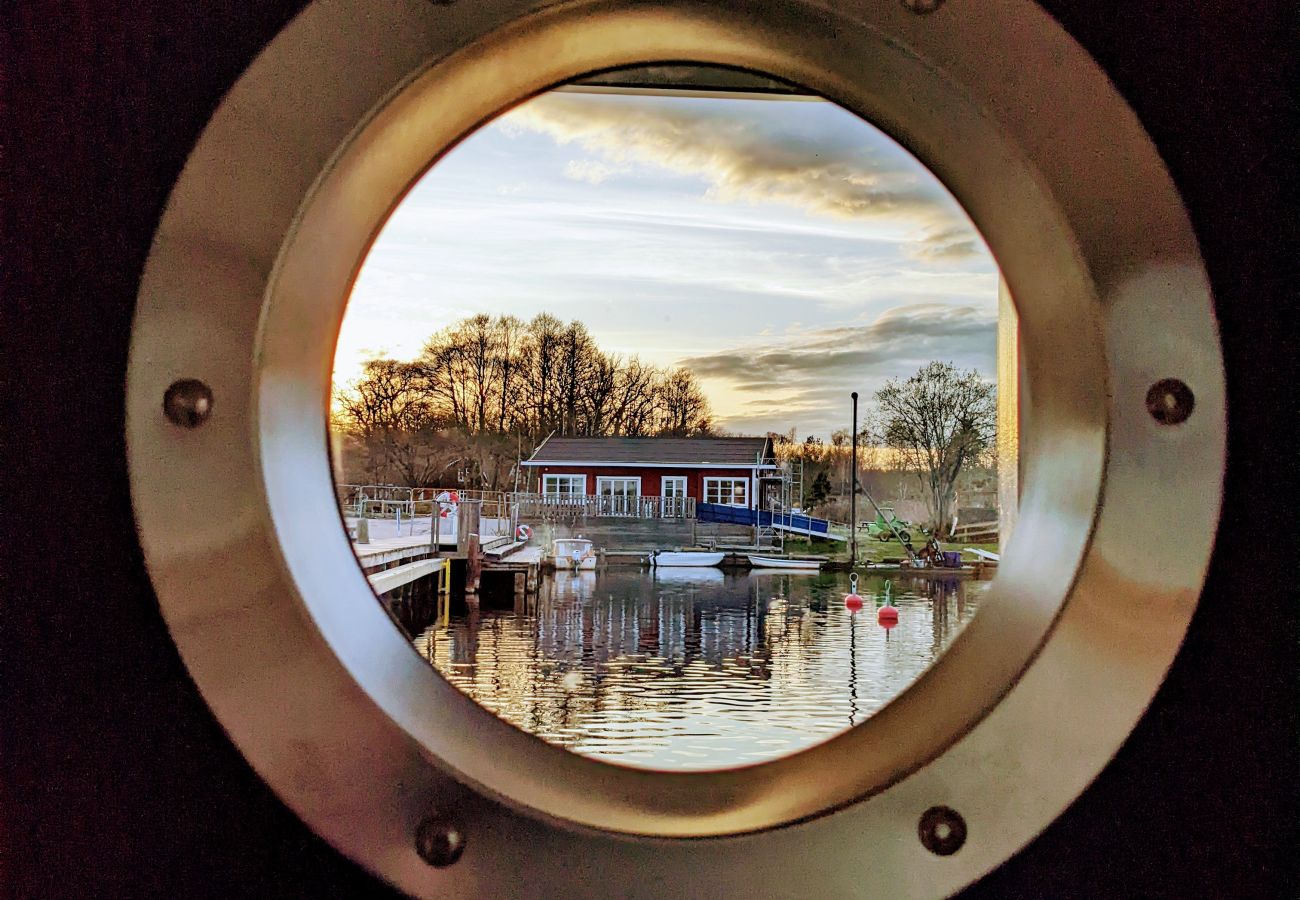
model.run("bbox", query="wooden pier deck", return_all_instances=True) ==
[367,558,446,595]
[353,534,435,571]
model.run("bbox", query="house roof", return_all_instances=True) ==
[522,436,775,468]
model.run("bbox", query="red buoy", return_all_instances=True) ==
[877,604,899,626]
[844,573,864,612]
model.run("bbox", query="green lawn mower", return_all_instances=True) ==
[861,507,914,543]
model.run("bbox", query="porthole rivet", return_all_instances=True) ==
[162,379,214,428]
[415,817,466,868]
[1145,378,1195,425]
[919,805,967,856]
[901,0,945,14]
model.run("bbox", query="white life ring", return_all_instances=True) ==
[515,523,532,541]
[436,489,459,518]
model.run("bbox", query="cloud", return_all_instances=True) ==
[681,304,995,434]
[504,93,984,261]
[685,305,995,384]
[910,226,984,262]
[563,160,628,185]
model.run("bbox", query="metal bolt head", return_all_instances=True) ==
[162,379,214,428]
[902,0,945,14]
[415,818,465,868]
[1145,378,1195,425]
[919,805,967,856]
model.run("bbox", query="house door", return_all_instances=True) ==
[661,476,687,517]
[597,477,640,516]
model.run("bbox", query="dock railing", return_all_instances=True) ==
[338,485,517,519]
[339,485,694,524]
[337,484,415,519]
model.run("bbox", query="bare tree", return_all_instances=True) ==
[334,359,446,486]
[581,351,620,436]
[613,357,660,436]
[656,367,713,436]
[556,320,596,435]
[829,428,850,496]
[870,361,996,536]
[523,313,564,437]
[493,315,526,434]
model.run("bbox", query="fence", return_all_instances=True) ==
[337,485,517,519]
[513,492,695,520]
[339,485,695,523]
[337,484,416,519]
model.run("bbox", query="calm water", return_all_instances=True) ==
[414,569,986,769]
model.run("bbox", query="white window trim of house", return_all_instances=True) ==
[595,476,642,496]
[542,473,586,496]
[661,476,687,517]
[704,476,749,507]
[596,476,642,516]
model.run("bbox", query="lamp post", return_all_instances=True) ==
[850,391,858,567]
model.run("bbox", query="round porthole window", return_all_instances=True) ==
[126,1,1224,895]
[332,67,1000,772]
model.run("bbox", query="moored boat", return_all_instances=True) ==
[746,554,823,570]
[650,550,725,568]
[553,537,597,571]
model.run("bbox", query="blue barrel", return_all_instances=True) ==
[943,551,962,568]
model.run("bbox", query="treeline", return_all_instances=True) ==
[333,313,713,487]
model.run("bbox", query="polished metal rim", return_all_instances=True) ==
[126,0,1224,895]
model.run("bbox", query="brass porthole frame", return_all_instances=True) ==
[126,0,1225,895]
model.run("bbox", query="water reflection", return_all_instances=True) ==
[414,569,985,769]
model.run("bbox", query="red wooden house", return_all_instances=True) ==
[521,436,779,515]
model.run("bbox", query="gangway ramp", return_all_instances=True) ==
[696,503,846,542]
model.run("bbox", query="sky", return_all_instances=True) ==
[334,88,998,439]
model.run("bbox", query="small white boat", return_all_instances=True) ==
[553,537,597,571]
[651,550,725,568]
[746,554,823,570]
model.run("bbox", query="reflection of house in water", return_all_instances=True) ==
[521,570,772,677]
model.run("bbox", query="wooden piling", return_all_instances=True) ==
[466,533,481,594]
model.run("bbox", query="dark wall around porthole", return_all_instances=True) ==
[3,2,1295,898]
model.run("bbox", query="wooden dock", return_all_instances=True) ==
[353,533,436,571]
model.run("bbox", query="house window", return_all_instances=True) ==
[597,477,641,516]
[661,476,687,517]
[542,474,585,496]
[704,477,749,507]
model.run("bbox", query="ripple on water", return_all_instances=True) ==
[415,568,985,770]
